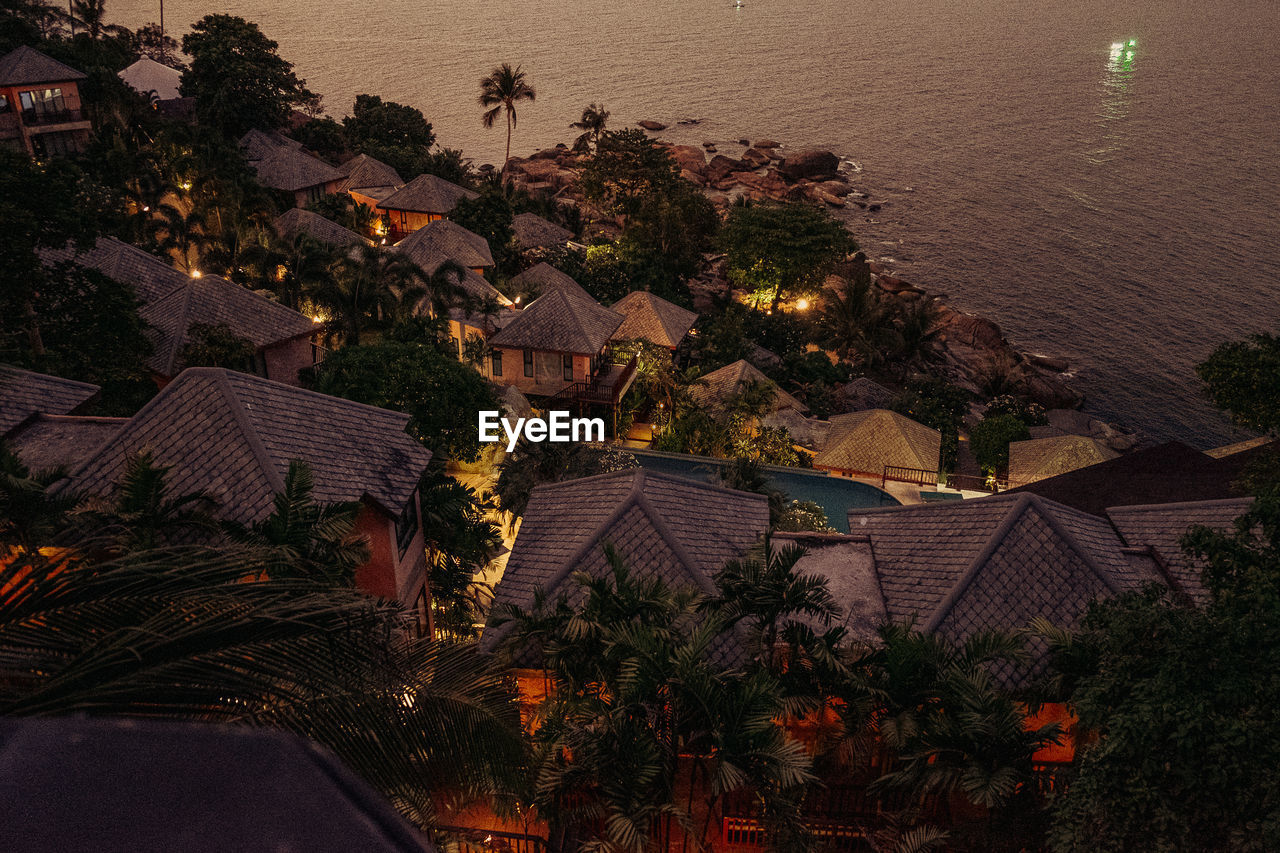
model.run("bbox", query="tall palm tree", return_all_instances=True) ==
[813,268,896,366]
[570,102,609,152]
[149,202,208,272]
[64,0,128,40]
[478,63,536,168]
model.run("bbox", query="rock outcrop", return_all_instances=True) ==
[778,149,840,181]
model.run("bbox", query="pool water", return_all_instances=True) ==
[628,449,899,533]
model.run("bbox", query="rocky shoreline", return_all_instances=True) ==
[497,130,1143,453]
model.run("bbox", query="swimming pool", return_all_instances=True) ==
[628,449,899,532]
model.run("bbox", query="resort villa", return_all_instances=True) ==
[241,128,345,207]
[0,46,93,158]
[377,173,478,240]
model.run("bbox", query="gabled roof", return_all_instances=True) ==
[688,359,806,416]
[1106,497,1254,604]
[847,493,1164,642]
[274,208,368,248]
[509,262,593,302]
[117,56,182,100]
[0,45,86,87]
[393,219,493,272]
[41,236,189,304]
[335,153,403,193]
[814,409,939,475]
[483,469,769,650]
[839,377,895,411]
[67,368,432,523]
[0,366,100,435]
[1008,435,1118,486]
[611,291,698,349]
[140,276,317,377]
[241,129,342,193]
[4,414,126,472]
[1005,440,1263,516]
[487,287,623,355]
[377,173,477,214]
[0,717,435,853]
[512,212,572,250]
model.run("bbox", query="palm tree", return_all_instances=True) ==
[64,0,128,40]
[0,443,76,555]
[813,268,897,366]
[149,202,208,272]
[478,63,536,168]
[223,460,369,587]
[73,451,219,550]
[570,102,609,152]
[312,243,427,345]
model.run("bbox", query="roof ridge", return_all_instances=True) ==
[215,368,414,425]
[1025,494,1126,596]
[206,369,287,494]
[633,487,722,597]
[923,493,1037,632]
[1106,496,1255,513]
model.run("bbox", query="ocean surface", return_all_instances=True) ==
[113,0,1280,446]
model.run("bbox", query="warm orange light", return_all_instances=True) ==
[796,298,810,311]
[190,269,202,278]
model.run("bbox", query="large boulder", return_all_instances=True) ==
[938,310,1005,351]
[753,139,780,149]
[516,159,563,182]
[668,144,708,175]
[778,149,840,181]
[705,154,745,184]
[740,147,771,167]
[638,119,667,131]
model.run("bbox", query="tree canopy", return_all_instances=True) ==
[720,201,857,310]
[1197,332,1280,435]
[181,14,316,137]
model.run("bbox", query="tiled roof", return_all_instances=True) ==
[377,174,477,214]
[393,219,494,273]
[1107,497,1255,604]
[839,377,894,411]
[1008,435,1118,486]
[814,409,939,475]
[0,45,85,86]
[274,208,368,248]
[487,287,623,355]
[41,236,189,304]
[688,359,806,415]
[1005,440,1262,516]
[512,212,572,250]
[140,276,317,377]
[241,130,342,192]
[66,368,432,523]
[509,262,592,302]
[335,153,403,194]
[778,532,884,641]
[483,469,769,650]
[0,366,100,435]
[117,56,181,100]
[4,414,125,472]
[847,493,1163,653]
[611,291,698,349]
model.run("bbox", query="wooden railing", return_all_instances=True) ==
[435,826,550,853]
[945,472,1008,493]
[882,465,939,487]
[548,354,638,407]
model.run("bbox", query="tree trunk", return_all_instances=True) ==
[504,109,512,168]
[23,300,45,358]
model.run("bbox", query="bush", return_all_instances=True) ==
[969,414,1031,473]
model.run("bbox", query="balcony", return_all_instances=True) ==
[22,107,86,127]
[548,354,638,408]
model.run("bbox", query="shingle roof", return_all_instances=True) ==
[1106,497,1254,604]
[688,359,806,416]
[140,276,317,377]
[512,212,572,250]
[0,45,86,86]
[117,56,181,100]
[1008,435,1118,487]
[1005,440,1263,516]
[487,287,623,355]
[814,409,940,475]
[847,493,1164,649]
[0,717,436,853]
[41,236,189,304]
[241,130,342,193]
[610,291,698,349]
[4,414,126,472]
[377,174,477,214]
[393,219,494,272]
[839,377,895,411]
[0,366,100,435]
[66,368,432,523]
[335,153,403,194]
[483,469,769,650]
[509,262,592,302]
[274,208,368,248]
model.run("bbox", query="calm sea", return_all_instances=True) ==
[112,0,1280,445]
